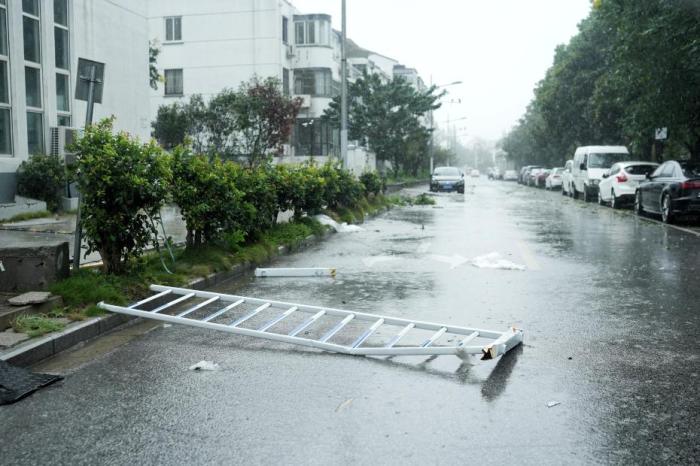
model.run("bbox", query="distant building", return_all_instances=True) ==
[0,0,150,202]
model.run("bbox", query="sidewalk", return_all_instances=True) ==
[0,205,188,265]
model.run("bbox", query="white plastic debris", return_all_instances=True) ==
[314,214,364,233]
[255,267,336,278]
[189,361,220,371]
[471,252,526,271]
[546,401,561,408]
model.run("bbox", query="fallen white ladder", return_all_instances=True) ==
[98,285,523,360]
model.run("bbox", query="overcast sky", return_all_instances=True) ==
[293,0,592,143]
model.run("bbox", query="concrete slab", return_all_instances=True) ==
[0,329,29,348]
[8,292,53,306]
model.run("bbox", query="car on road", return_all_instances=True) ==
[430,166,465,193]
[470,169,481,178]
[635,160,700,223]
[527,168,546,186]
[545,168,564,190]
[503,170,518,181]
[562,160,574,196]
[571,146,632,202]
[598,162,658,209]
[518,165,541,184]
[534,169,551,188]
[487,167,502,180]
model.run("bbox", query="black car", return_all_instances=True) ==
[635,160,700,223]
[430,166,465,193]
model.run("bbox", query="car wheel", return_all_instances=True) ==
[635,191,644,216]
[611,190,620,209]
[661,194,673,224]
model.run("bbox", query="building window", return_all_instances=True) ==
[53,0,68,26]
[294,68,334,97]
[57,115,71,127]
[0,61,8,104]
[282,17,288,44]
[54,27,69,70]
[22,0,39,16]
[56,73,69,112]
[0,0,10,155]
[164,69,183,96]
[25,66,41,108]
[294,19,330,46]
[165,16,182,42]
[293,119,333,156]
[283,68,289,96]
[0,107,11,154]
[23,16,40,63]
[0,3,7,56]
[27,111,43,154]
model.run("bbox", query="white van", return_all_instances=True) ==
[571,146,631,202]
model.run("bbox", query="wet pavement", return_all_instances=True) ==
[1,180,699,465]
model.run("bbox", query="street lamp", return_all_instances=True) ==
[429,80,462,174]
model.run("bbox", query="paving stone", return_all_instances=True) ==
[0,329,29,348]
[8,292,52,306]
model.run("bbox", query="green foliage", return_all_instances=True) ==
[502,0,700,165]
[49,269,129,307]
[71,118,171,274]
[170,146,247,248]
[12,314,66,338]
[359,171,383,196]
[319,162,363,210]
[323,72,443,176]
[16,154,66,212]
[231,165,278,235]
[1,210,51,223]
[149,40,161,91]
[413,193,437,205]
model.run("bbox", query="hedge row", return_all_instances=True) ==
[68,119,383,274]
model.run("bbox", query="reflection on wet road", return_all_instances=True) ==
[1,179,698,464]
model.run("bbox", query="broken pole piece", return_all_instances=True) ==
[255,268,337,278]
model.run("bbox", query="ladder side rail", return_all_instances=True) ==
[149,285,499,338]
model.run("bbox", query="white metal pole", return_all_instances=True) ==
[340,0,348,169]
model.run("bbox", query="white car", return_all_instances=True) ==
[571,145,632,202]
[470,169,480,178]
[545,168,564,190]
[503,170,518,181]
[562,160,574,196]
[598,161,659,208]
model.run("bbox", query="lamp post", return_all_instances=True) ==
[429,80,462,174]
[340,0,348,168]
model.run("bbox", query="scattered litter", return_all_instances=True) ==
[314,214,364,233]
[162,323,172,328]
[335,398,354,412]
[189,361,220,371]
[471,252,526,271]
[546,401,561,408]
[255,267,336,278]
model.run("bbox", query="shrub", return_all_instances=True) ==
[170,147,247,249]
[16,154,66,212]
[231,165,278,236]
[319,163,363,210]
[359,171,383,197]
[71,118,171,274]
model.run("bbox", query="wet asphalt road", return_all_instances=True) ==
[2,179,699,465]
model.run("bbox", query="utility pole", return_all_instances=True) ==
[340,0,348,168]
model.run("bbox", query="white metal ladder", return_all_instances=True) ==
[98,285,523,360]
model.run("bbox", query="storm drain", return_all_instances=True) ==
[99,284,523,360]
[0,360,62,405]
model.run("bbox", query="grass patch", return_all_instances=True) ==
[413,193,437,205]
[12,314,66,338]
[49,269,130,307]
[1,210,52,223]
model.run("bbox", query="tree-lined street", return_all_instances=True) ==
[3,181,698,464]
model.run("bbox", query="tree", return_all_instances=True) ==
[149,40,161,91]
[323,72,442,176]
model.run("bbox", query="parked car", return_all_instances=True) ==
[545,168,565,190]
[527,168,546,186]
[503,170,518,181]
[571,146,632,202]
[635,160,700,223]
[430,166,465,193]
[519,165,541,184]
[562,160,574,196]
[487,167,501,180]
[598,162,658,208]
[535,169,551,188]
[470,169,481,178]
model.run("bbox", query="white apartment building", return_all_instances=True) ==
[0,0,150,202]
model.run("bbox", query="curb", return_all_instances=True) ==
[0,228,337,367]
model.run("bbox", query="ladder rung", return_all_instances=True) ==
[258,306,298,332]
[151,293,195,314]
[230,303,272,327]
[385,323,415,348]
[458,331,479,346]
[421,327,447,348]
[289,310,326,337]
[128,290,172,309]
[352,318,384,348]
[202,299,245,322]
[177,296,220,318]
[320,314,355,343]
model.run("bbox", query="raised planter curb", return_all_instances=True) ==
[0,227,339,367]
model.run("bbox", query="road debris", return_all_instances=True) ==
[255,267,336,278]
[471,252,526,271]
[314,214,364,233]
[189,361,220,371]
[546,401,561,408]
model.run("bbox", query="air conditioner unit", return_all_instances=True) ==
[286,44,295,58]
[49,126,81,162]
